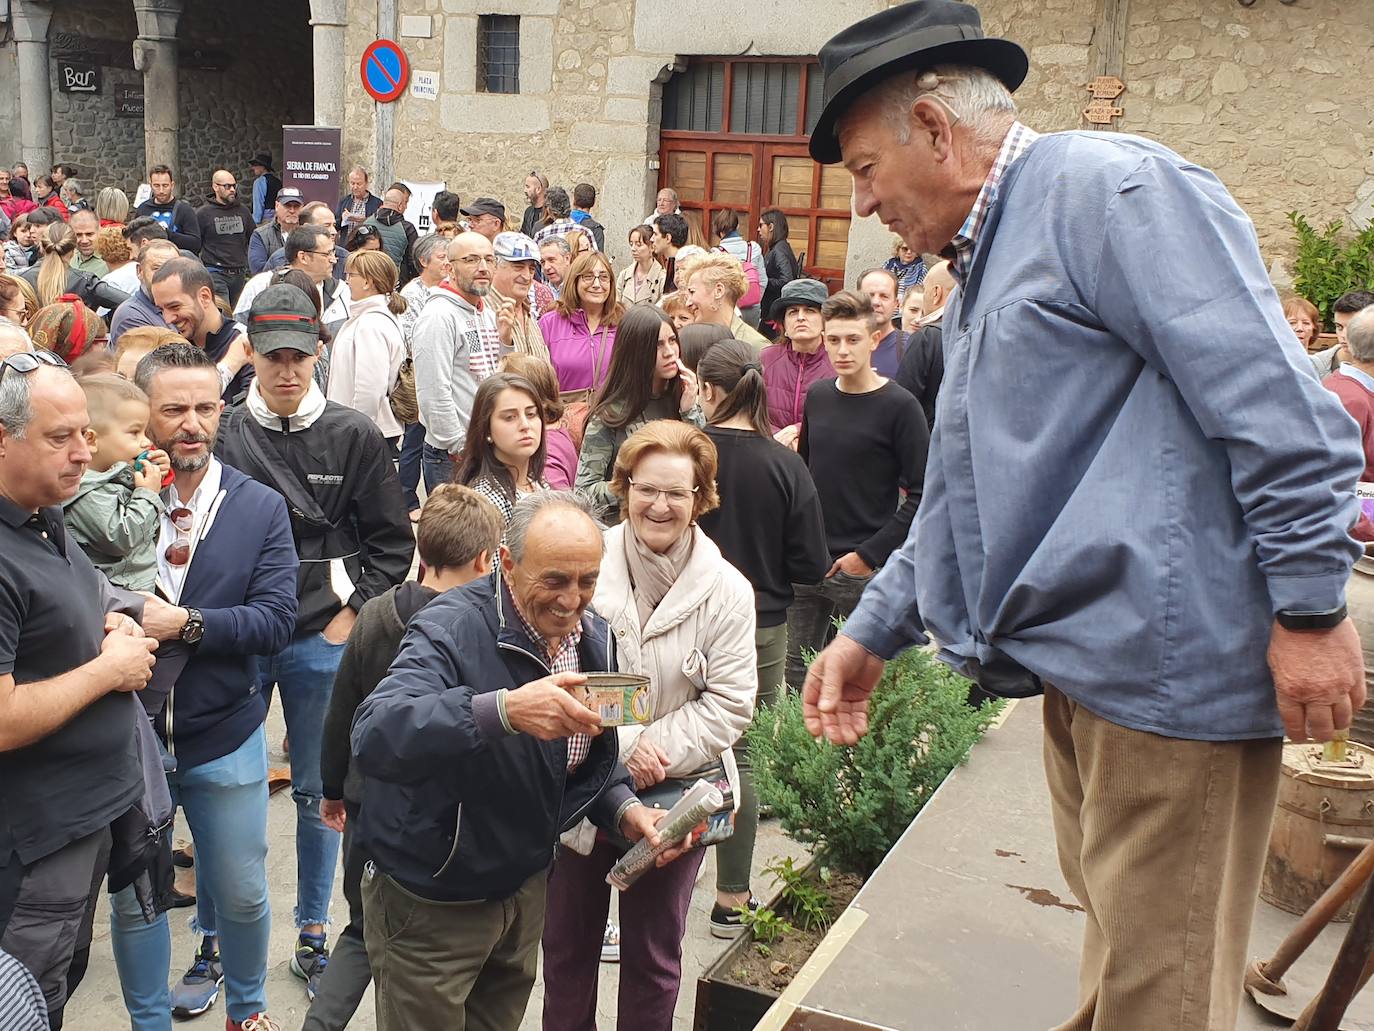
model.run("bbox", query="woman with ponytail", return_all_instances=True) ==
[694,337,828,938]
[21,221,129,311]
[326,249,408,442]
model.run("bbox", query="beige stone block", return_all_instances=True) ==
[1237,40,1267,66]
[1155,77,1185,101]
[1323,148,1357,171]
[1306,100,1339,114]
[1155,104,1205,125]
[444,16,477,92]
[603,96,649,124]
[569,120,648,153]
[1225,23,1251,38]
[521,17,555,94]
[440,92,550,134]
[558,49,582,71]
[1130,25,1162,46]
[634,0,885,56]
[1211,62,1246,95]
[441,0,559,13]
[1030,44,1087,67]
[591,4,627,31]
[607,55,673,96]
[1166,44,1195,60]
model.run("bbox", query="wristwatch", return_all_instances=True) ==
[1276,605,1347,631]
[180,607,205,645]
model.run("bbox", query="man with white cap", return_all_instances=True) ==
[802,2,1366,1028]
[489,232,551,361]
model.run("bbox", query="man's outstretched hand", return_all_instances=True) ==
[803,635,886,745]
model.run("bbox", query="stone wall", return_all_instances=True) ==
[362,0,1373,278]
[42,0,312,199]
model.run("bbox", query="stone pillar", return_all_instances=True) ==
[132,0,183,174]
[11,0,54,173]
[309,0,348,129]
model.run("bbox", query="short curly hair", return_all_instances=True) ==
[609,419,720,521]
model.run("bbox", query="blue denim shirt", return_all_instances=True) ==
[843,131,1364,741]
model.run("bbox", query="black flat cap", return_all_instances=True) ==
[809,0,1028,164]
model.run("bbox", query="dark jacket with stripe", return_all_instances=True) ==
[351,574,636,901]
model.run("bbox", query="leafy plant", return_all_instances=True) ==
[1288,211,1374,330]
[748,644,1000,876]
[739,905,795,956]
[764,856,833,932]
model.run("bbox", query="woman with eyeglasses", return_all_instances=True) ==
[327,251,408,445]
[539,250,625,400]
[883,235,926,302]
[543,419,756,1031]
[575,305,701,522]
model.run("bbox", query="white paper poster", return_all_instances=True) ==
[402,180,447,234]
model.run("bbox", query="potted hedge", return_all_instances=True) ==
[1287,212,1374,330]
[692,645,1000,1031]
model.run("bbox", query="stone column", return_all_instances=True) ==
[310,0,349,129]
[132,0,183,174]
[11,0,54,173]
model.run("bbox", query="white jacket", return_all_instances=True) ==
[326,294,404,438]
[595,523,758,787]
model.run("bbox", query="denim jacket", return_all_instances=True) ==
[844,131,1364,741]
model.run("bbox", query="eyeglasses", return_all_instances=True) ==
[214,182,237,190]
[0,348,66,387]
[310,249,337,258]
[577,272,611,286]
[164,506,193,566]
[455,255,495,268]
[628,479,698,506]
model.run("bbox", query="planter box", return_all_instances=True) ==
[693,903,784,1031]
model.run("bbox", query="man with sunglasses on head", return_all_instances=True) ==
[0,349,158,1029]
[111,342,298,1030]
[215,286,414,1007]
[196,170,254,307]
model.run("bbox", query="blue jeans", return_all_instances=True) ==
[421,442,454,494]
[110,725,271,1027]
[258,631,345,928]
[399,422,425,511]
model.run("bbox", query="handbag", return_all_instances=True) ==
[633,759,736,847]
[720,242,762,309]
[389,357,418,424]
[559,322,612,451]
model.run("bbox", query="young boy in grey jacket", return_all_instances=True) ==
[63,373,170,590]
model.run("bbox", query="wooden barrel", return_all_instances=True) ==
[1261,741,1374,922]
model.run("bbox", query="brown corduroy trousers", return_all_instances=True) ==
[1042,686,1283,1031]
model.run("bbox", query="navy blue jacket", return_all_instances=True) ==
[156,462,298,770]
[335,192,382,230]
[352,574,636,902]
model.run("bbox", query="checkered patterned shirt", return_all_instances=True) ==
[533,218,599,251]
[947,121,1041,283]
[505,577,591,769]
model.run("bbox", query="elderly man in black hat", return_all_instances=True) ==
[460,197,507,242]
[802,3,1367,1029]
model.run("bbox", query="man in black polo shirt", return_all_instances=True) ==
[0,353,157,1028]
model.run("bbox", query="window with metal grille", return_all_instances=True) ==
[477,15,520,94]
[661,63,725,133]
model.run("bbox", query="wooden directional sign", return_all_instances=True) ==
[1083,99,1124,124]
[1088,75,1126,100]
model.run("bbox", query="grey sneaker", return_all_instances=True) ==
[289,933,329,1001]
[169,939,223,1018]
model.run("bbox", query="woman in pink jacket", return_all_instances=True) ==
[327,250,407,443]
[538,250,624,399]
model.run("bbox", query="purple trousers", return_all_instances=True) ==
[541,835,705,1031]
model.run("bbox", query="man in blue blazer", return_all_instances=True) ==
[109,342,299,1030]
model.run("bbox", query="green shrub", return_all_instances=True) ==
[1288,212,1374,330]
[748,645,1000,876]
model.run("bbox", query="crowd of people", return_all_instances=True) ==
[1,2,1372,1031]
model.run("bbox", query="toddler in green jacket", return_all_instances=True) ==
[63,373,170,590]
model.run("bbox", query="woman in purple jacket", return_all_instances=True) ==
[760,278,834,445]
[538,251,624,400]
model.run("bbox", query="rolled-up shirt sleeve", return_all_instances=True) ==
[1092,154,1364,615]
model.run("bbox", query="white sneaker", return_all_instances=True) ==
[600,919,621,963]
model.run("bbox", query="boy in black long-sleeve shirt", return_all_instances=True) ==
[786,289,928,691]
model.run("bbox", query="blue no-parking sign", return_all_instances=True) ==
[361,39,410,104]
